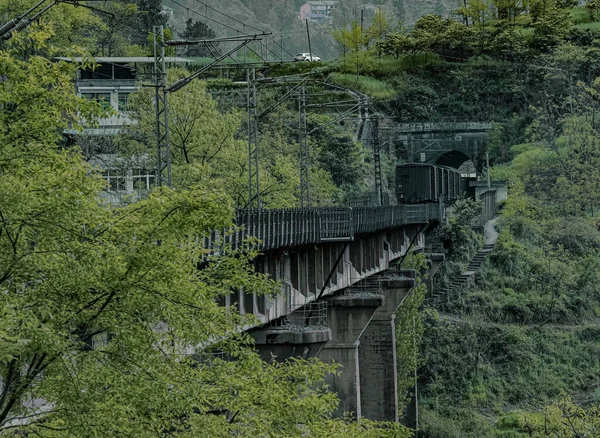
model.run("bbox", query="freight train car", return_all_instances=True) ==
[396,163,462,204]
[439,165,462,201]
[396,163,437,203]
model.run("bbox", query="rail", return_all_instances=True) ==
[204,203,443,252]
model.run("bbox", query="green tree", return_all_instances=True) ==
[180,18,216,57]
[94,2,146,57]
[375,32,419,58]
[554,116,600,215]
[331,25,351,56]
[0,29,409,437]
[331,20,371,73]
[365,8,390,55]
[530,2,572,51]
[586,0,600,20]
[126,74,338,207]
[0,0,102,52]
[410,14,476,55]
[492,0,526,21]
[308,113,366,189]
[504,398,600,436]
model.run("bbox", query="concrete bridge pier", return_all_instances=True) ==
[425,253,445,295]
[358,273,415,423]
[318,293,383,418]
[250,325,332,362]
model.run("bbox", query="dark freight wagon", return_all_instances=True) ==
[396,163,462,204]
[396,163,437,203]
[439,165,462,200]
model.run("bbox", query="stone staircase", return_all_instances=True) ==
[430,242,496,305]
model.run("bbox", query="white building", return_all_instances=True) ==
[58,57,193,203]
[300,1,338,23]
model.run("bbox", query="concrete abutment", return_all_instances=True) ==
[318,294,384,418]
[358,275,415,422]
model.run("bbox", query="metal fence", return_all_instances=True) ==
[204,203,443,252]
[285,301,328,328]
[345,191,392,207]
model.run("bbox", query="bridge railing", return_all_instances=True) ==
[233,207,354,250]
[203,204,442,253]
[351,204,439,235]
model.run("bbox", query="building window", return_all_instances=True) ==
[82,92,112,111]
[102,169,125,191]
[132,168,155,191]
[118,92,131,112]
[92,332,109,349]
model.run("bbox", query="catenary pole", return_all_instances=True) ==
[153,25,171,187]
[305,19,312,60]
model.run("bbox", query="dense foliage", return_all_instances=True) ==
[6,0,600,435]
[381,4,600,435]
[0,26,408,437]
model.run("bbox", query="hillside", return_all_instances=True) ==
[5,0,600,435]
[397,0,457,24]
[163,0,459,58]
[284,2,600,434]
[344,4,600,436]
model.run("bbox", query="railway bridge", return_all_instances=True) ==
[214,203,448,423]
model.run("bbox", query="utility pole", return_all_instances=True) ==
[247,68,260,209]
[298,86,310,208]
[153,25,171,187]
[360,8,364,34]
[486,151,491,188]
[152,32,267,190]
[305,19,313,60]
[372,116,383,206]
[280,29,283,61]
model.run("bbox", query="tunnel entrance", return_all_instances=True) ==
[458,159,476,177]
[435,151,470,169]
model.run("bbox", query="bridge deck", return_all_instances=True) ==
[205,203,443,252]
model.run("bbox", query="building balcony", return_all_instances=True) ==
[77,79,137,89]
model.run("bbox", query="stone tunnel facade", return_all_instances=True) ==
[395,121,493,170]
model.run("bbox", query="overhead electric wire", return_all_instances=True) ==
[168,0,245,34]
[268,34,295,59]
[308,99,361,108]
[167,0,294,62]
[60,1,115,17]
[260,37,288,62]
[189,0,265,33]
[168,33,269,45]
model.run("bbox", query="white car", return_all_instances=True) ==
[294,53,321,62]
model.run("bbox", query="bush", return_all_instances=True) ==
[570,6,594,24]
[419,406,494,438]
[327,72,396,100]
